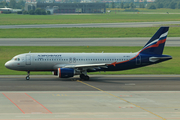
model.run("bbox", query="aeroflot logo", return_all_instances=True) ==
[38,55,62,57]
[142,31,168,50]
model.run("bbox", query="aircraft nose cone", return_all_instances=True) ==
[5,61,11,69]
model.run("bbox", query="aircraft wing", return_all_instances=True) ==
[64,63,109,70]
[54,63,109,70]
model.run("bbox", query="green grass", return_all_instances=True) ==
[1,13,180,25]
[137,8,180,13]
[0,46,179,75]
[0,27,180,38]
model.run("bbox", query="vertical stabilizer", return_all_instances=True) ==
[140,27,169,55]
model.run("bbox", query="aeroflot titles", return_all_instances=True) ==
[38,55,62,57]
[37,54,131,58]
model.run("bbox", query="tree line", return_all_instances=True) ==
[108,0,180,9]
[152,0,180,9]
[23,9,51,15]
[1,0,180,14]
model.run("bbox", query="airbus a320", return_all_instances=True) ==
[5,27,172,80]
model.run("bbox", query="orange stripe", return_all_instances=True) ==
[25,93,52,114]
[2,93,25,114]
[112,38,166,66]
[141,38,166,52]
[108,53,140,66]
[58,68,61,78]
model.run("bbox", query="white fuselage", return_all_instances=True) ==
[5,52,137,71]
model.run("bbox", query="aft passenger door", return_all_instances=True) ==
[136,55,141,65]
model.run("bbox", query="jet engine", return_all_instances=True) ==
[58,68,74,78]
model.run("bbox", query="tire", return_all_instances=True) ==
[26,76,30,80]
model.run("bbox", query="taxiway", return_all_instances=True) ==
[0,75,180,120]
[0,21,180,29]
[0,37,180,46]
[0,75,180,91]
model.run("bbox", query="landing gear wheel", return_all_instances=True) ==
[84,76,89,80]
[26,76,30,80]
[26,71,30,80]
[80,74,85,79]
[80,74,89,80]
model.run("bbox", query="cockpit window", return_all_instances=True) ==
[14,58,20,61]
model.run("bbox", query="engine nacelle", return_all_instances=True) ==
[58,68,74,78]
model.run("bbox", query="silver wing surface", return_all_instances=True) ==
[54,63,110,71]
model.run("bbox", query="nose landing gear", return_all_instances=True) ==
[26,71,30,80]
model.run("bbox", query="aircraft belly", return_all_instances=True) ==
[28,62,54,71]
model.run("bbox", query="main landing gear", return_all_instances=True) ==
[26,71,30,80]
[80,74,89,80]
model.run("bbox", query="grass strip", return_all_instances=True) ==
[0,46,179,75]
[1,13,180,25]
[0,27,180,38]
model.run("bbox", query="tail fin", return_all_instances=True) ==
[140,27,169,55]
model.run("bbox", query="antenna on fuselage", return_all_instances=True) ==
[29,51,31,53]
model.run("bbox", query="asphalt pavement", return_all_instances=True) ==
[0,37,179,46]
[0,21,180,29]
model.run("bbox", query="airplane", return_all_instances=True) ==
[0,6,12,12]
[5,27,172,80]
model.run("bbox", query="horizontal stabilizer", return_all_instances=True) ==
[149,56,172,62]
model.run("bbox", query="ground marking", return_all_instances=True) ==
[2,93,25,114]
[25,93,52,114]
[77,80,166,120]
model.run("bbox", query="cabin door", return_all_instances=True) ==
[136,55,141,65]
[26,55,31,65]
